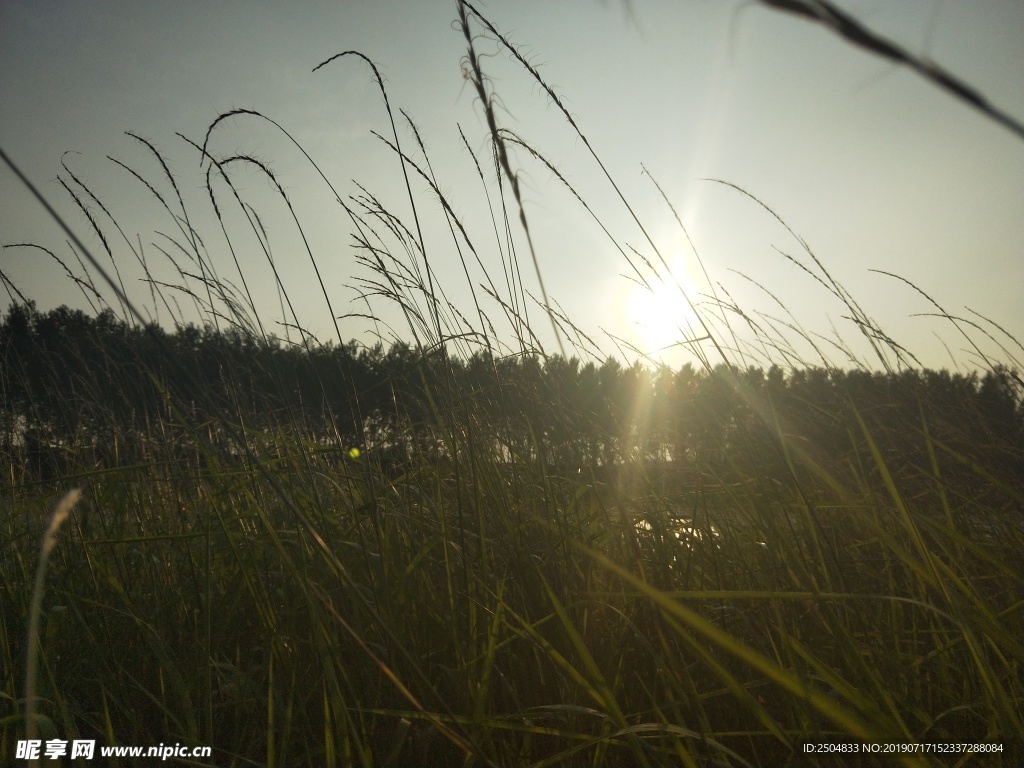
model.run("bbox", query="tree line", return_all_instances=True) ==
[2,302,1021,503]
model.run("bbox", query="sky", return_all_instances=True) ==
[2,0,1022,373]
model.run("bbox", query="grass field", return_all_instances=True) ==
[2,3,1022,766]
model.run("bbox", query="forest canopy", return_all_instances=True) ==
[4,301,1021,505]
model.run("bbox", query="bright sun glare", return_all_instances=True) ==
[626,253,702,361]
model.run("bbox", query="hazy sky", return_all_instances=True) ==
[2,1,1022,373]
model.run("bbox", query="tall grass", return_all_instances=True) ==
[2,2,1022,766]
[22,489,82,768]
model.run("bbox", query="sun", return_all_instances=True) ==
[626,254,702,359]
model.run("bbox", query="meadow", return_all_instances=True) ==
[2,3,1022,766]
